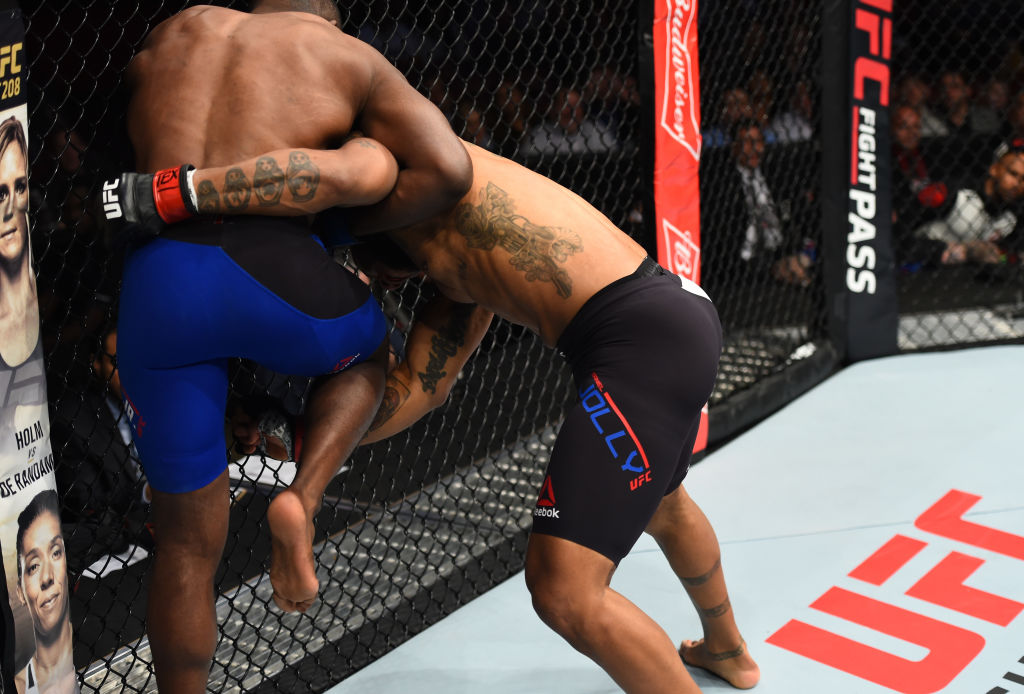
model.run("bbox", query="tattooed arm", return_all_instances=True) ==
[361,293,493,445]
[188,136,399,217]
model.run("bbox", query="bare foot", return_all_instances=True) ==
[680,638,761,689]
[266,489,319,612]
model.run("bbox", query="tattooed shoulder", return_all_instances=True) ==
[453,182,583,299]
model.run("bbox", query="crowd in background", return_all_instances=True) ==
[21,0,1024,594]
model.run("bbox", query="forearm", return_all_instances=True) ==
[190,137,398,217]
[345,156,471,235]
[361,297,493,444]
[360,364,434,444]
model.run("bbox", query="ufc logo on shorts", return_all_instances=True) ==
[102,178,123,219]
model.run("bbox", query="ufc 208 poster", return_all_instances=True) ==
[0,5,80,694]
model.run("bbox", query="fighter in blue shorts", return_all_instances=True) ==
[101,2,472,691]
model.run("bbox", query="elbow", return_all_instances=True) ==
[426,380,458,412]
[435,145,473,205]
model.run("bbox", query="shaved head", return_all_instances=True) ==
[250,0,341,25]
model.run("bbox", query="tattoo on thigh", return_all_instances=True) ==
[417,303,477,394]
[698,598,731,619]
[196,180,221,214]
[286,151,319,202]
[223,167,251,211]
[454,182,582,298]
[682,558,721,586]
[253,156,285,206]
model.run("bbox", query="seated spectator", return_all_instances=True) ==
[50,325,152,576]
[702,86,754,149]
[891,103,949,264]
[992,90,1024,161]
[911,141,1024,266]
[770,79,816,144]
[581,63,640,141]
[52,326,149,515]
[746,69,780,144]
[700,120,815,296]
[521,87,618,156]
[972,77,1010,136]
[489,79,530,157]
[452,99,495,152]
[895,73,948,138]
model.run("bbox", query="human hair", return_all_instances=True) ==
[730,118,763,144]
[250,0,341,25]
[351,234,420,273]
[0,115,27,159]
[16,489,61,577]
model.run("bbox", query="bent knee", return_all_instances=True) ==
[525,570,601,641]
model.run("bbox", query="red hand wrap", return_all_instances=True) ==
[152,164,195,224]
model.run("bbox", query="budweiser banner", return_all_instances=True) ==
[651,0,708,454]
[0,5,80,693]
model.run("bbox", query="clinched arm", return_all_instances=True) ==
[346,52,473,235]
[361,294,493,445]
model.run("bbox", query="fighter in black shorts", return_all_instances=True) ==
[347,141,760,692]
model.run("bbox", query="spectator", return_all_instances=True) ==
[913,141,1024,265]
[702,86,754,149]
[50,326,152,573]
[746,69,780,144]
[521,87,618,156]
[972,77,1010,135]
[489,79,530,157]
[993,90,1024,159]
[770,79,816,144]
[896,73,948,138]
[891,104,954,267]
[582,63,641,141]
[932,70,1002,180]
[701,120,815,296]
[452,99,495,152]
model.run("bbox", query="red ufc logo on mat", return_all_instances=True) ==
[767,490,1024,694]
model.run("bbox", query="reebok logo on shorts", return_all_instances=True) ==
[534,476,560,519]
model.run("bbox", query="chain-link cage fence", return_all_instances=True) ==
[890,0,1024,350]
[27,0,1020,692]
[696,1,836,441]
[24,1,642,692]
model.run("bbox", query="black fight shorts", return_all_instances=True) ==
[531,257,722,564]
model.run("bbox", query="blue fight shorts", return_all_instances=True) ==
[117,217,386,493]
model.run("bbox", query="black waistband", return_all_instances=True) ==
[556,256,669,358]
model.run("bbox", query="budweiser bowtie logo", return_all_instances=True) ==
[659,0,701,161]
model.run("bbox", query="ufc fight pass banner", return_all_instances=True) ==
[0,5,80,693]
[652,0,708,453]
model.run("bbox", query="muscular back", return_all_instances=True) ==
[395,143,649,347]
[128,7,380,170]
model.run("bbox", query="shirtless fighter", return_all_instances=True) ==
[351,142,762,693]
[103,2,470,691]
[162,139,762,692]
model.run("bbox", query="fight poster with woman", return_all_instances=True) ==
[0,5,80,693]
